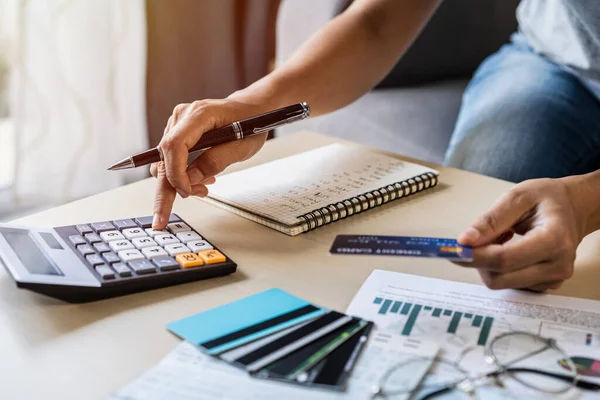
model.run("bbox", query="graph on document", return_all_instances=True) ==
[347,271,600,353]
[367,295,514,349]
[372,297,495,346]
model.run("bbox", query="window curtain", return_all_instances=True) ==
[9,0,147,206]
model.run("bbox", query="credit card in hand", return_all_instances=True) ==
[329,235,473,262]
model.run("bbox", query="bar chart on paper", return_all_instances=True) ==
[372,297,495,346]
[347,270,600,354]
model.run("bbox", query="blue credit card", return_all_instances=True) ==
[167,288,326,355]
[329,235,473,261]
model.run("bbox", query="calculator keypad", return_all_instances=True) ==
[141,246,169,259]
[95,265,116,279]
[132,237,157,249]
[59,213,230,282]
[85,233,102,244]
[94,242,112,253]
[153,256,180,271]
[155,234,179,246]
[129,259,157,274]
[100,230,125,242]
[91,222,115,233]
[167,222,191,234]
[176,231,201,243]
[123,228,147,240]
[165,243,190,256]
[118,249,145,262]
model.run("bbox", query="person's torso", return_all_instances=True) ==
[518,0,600,85]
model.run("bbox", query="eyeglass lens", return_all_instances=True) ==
[489,332,577,394]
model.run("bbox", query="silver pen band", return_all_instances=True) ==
[232,121,244,140]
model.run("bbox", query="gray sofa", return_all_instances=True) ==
[276,0,519,164]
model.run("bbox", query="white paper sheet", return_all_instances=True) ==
[346,270,600,399]
[111,331,438,400]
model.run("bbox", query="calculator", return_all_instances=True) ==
[0,214,236,303]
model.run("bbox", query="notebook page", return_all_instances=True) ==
[208,143,438,226]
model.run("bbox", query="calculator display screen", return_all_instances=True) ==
[1,229,63,276]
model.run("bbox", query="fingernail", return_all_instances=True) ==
[460,228,480,244]
[187,168,204,185]
[152,213,163,229]
[176,189,189,198]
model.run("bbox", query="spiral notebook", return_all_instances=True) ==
[203,143,439,236]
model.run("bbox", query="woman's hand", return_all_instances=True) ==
[456,177,595,291]
[150,98,270,229]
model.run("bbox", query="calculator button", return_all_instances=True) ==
[134,216,154,229]
[118,249,145,262]
[95,265,115,280]
[167,222,191,234]
[169,214,182,222]
[132,237,157,249]
[69,235,86,247]
[122,227,147,240]
[84,233,102,244]
[110,240,135,252]
[102,252,121,264]
[152,256,180,271]
[145,228,167,237]
[186,240,213,252]
[176,231,202,243]
[78,244,96,256]
[128,259,156,275]
[100,230,125,242]
[91,221,115,233]
[112,262,132,277]
[86,254,105,266]
[165,243,190,256]
[76,224,93,234]
[113,219,137,230]
[93,242,112,253]
[175,253,205,268]
[155,234,179,246]
[197,249,226,264]
[141,246,169,259]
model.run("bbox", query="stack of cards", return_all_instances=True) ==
[167,288,373,390]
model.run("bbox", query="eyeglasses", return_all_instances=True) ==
[371,331,600,399]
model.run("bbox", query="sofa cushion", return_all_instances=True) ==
[277,80,468,164]
[334,0,519,87]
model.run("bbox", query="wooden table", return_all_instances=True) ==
[1,131,599,399]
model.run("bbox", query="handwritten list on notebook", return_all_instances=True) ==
[204,144,439,236]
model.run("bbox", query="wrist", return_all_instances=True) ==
[564,170,600,236]
[227,73,294,112]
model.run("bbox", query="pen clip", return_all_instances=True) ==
[252,109,310,134]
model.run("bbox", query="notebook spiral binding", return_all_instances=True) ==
[299,172,438,232]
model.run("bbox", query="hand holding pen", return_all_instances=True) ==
[108,100,310,230]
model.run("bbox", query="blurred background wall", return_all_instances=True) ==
[0,0,280,221]
[0,0,518,221]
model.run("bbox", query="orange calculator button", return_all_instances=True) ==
[197,249,226,264]
[175,253,205,268]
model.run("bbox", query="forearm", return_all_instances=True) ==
[566,169,600,236]
[231,0,440,116]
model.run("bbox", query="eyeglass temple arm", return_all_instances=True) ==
[492,368,600,391]
[420,368,600,400]
[419,386,453,400]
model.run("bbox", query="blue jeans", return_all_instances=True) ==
[444,33,600,182]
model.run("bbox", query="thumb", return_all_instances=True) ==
[459,188,536,247]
